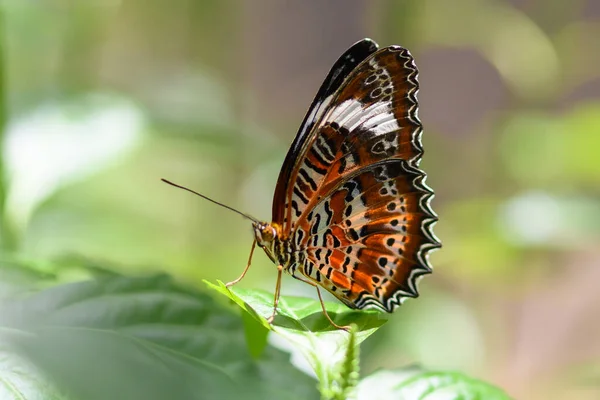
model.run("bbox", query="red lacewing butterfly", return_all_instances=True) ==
[162,38,440,330]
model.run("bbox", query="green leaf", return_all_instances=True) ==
[205,280,387,393]
[205,280,273,330]
[0,341,67,400]
[0,274,318,400]
[241,309,269,359]
[356,368,513,400]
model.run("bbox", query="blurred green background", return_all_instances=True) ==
[0,0,599,399]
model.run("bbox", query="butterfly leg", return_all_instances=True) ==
[267,265,283,324]
[314,286,351,332]
[293,275,350,331]
[225,239,256,287]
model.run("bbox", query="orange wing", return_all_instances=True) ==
[273,43,440,311]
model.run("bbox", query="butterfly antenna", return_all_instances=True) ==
[161,179,258,223]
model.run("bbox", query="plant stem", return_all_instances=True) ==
[323,326,360,400]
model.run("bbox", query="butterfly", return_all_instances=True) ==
[163,38,440,330]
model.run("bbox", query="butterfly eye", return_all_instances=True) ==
[253,223,276,246]
[261,225,276,242]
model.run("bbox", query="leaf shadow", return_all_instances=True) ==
[271,309,387,333]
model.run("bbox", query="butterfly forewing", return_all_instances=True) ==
[273,39,378,226]
[272,40,440,312]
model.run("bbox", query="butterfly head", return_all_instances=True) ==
[253,221,278,248]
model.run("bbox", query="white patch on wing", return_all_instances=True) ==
[324,99,400,136]
[365,116,400,136]
[345,102,387,131]
[361,111,394,130]
[324,99,361,126]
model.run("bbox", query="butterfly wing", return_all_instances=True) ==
[273,44,440,312]
[273,38,379,225]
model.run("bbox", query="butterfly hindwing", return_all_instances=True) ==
[294,159,438,311]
